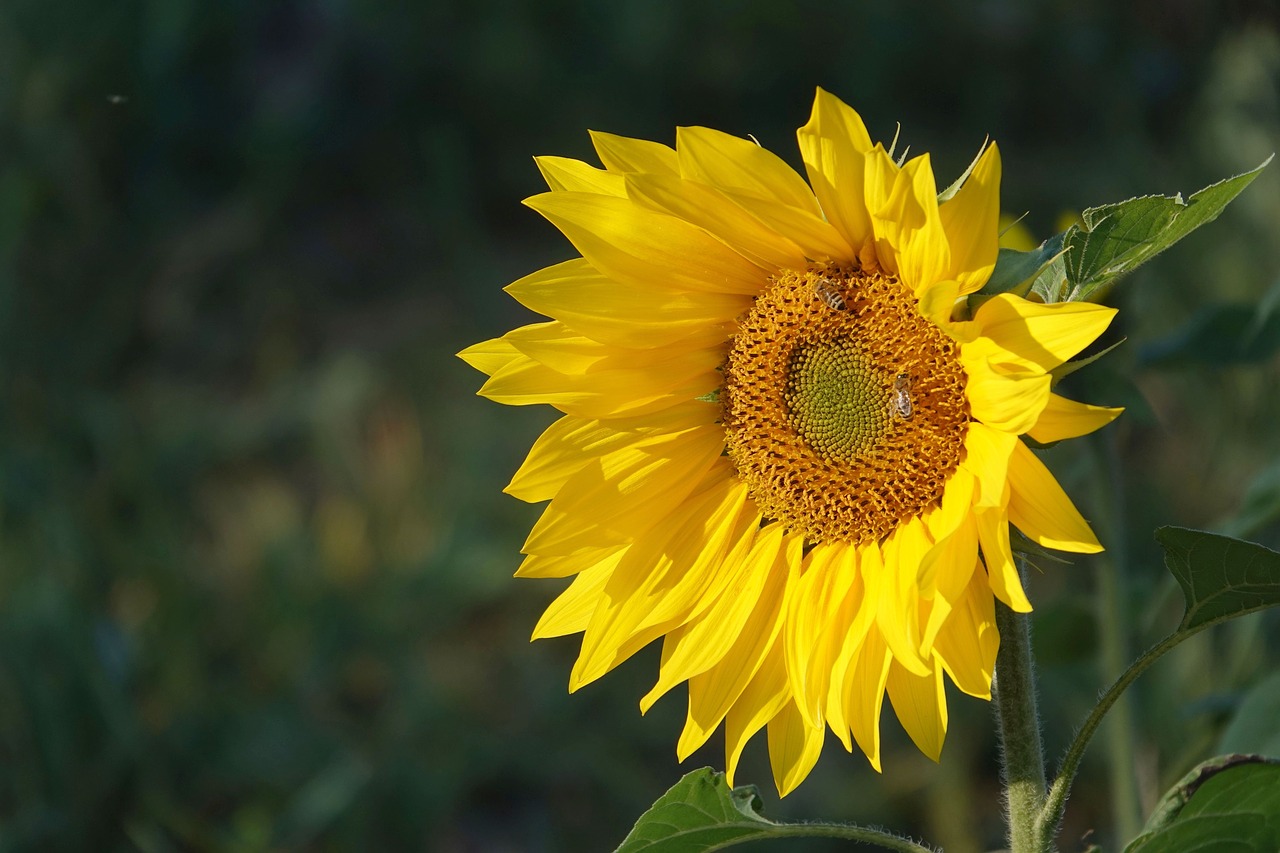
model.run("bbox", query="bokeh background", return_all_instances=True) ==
[3,2,1280,851]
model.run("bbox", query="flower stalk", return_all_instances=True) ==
[993,562,1049,853]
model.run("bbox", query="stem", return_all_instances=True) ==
[993,568,1049,853]
[1036,628,1193,845]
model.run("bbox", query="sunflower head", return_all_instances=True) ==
[723,259,970,546]
[460,88,1121,795]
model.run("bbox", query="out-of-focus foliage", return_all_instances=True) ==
[0,2,1277,851]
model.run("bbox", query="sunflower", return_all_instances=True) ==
[460,89,1122,795]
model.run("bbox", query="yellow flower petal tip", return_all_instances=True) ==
[464,90,1121,793]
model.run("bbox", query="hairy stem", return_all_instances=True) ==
[1036,629,1191,845]
[993,571,1049,853]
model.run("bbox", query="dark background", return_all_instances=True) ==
[2,1,1279,850]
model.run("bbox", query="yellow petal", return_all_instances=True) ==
[569,469,752,689]
[919,518,979,655]
[637,519,762,709]
[824,544,882,750]
[505,259,746,351]
[589,130,679,175]
[797,88,875,250]
[789,544,878,732]
[676,533,800,762]
[801,545,866,731]
[531,561,616,639]
[478,327,722,420]
[624,172,808,270]
[861,145,902,273]
[960,421,1018,509]
[886,659,948,762]
[647,524,788,717]
[506,416,622,504]
[497,320,618,374]
[923,468,978,550]
[521,422,726,555]
[535,155,627,195]
[939,142,1002,295]
[1027,393,1124,444]
[842,630,892,772]
[1007,439,1103,553]
[722,641,790,785]
[456,336,521,378]
[962,354,1052,435]
[880,153,951,294]
[479,355,718,419]
[506,405,710,503]
[680,532,798,753]
[675,125,822,214]
[633,498,762,638]
[499,319,717,384]
[515,545,624,579]
[524,192,768,295]
[876,520,932,677]
[783,543,843,726]
[976,501,1033,612]
[918,279,961,327]
[767,699,825,797]
[933,568,999,699]
[974,294,1117,371]
[718,187,856,261]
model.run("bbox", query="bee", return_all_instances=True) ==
[812,278,846,311]
[888,372,913,420]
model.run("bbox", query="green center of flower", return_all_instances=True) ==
[721,262,971,546]
[785,342,887,460]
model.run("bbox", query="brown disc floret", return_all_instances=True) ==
[722,262,970,545]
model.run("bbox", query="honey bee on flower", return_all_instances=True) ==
[812,277,847,311]
[889,372,913,420]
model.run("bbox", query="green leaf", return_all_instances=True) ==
[983,232,1067,296]
[613,769,935,853]
[1126,757,1280,852]
[1031,158,1271,303]
[1154,527,1280,632]
[614,769,772,853]
[1031,254,1071,303]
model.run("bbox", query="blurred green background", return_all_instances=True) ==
[2,1,1279,851]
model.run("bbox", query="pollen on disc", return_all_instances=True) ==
[722,263,970,546]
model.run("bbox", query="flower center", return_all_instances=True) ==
[722,263,970,545]
[785,341,885,460]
